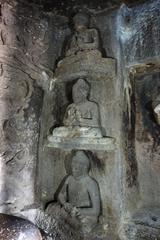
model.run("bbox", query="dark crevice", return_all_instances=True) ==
[6,0,149,13]
[5,150,23,165]
[123,77,138,188]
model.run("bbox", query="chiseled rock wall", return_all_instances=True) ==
[0,0,159,240]
[118,1,160,239]
[0,1,55,215]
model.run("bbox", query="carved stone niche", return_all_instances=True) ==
[36,149,115,239]
[47,50,116,151]
[120,66,160,240]
[56,150,101,235]
[134,71,160,206]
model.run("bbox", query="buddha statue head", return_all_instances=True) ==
[71,151,90,178]
[73,12,90,31]
[72,78,90,104]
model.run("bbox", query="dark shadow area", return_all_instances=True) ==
[123,76,138,188]
[24,0,121,13]
[136,73,160,146]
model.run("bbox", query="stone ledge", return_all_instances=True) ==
[53,50,116,82]
[46,130,116,151]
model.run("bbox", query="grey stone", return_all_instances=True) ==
[119,208,160,240]
[0,1,159,240]
[65,12,100,57]
[63,78,100,128]
[57,151,101,234]
[0,213,42,240]
[47,76,116,150]
[47,127,116,151]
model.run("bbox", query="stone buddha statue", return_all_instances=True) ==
[57,151,100,234]
[65,12,99,56]
[63,78,100,129]
[48,77,103,149]
[49,78,102,142]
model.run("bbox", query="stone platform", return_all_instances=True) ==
[46,127,116,151]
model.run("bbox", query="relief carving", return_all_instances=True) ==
[44,11,116,237]
[48,75,115,150]
[63,78,100,129]
[65,12,99,56]
[47,11,116,150]
[57,150,100,234]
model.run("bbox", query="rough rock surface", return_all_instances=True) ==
[0,1,53,214]
[0,213,42,240]
[0,0,159,240]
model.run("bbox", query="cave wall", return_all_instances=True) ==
[38,9,123,239]
[0,0,159,239]
[118,1,160,239]
[0,1,55,215]
[119,0,160,212]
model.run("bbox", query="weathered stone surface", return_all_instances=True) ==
[118,1,160,239]
[0,0,159,240]
[57,151,101,234]
[47,128,116,151]
[20,204,83,240]
[55,51,116,81]
[0,1,53,215]
[47,74,116,151]
[119,0,160,65]
[119,222,160,240]
[0,213,42,240]
[119,208,160,240]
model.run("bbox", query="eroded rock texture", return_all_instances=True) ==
[0,1,52,214]
[118,1,160,239]
[0,0,159,240]
[0,213,42,240]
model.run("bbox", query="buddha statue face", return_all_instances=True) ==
[72,78,90,104]
[73,12,90,32]
[71,151,90,179]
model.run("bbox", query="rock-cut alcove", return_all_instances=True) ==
[0,0,159,240]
